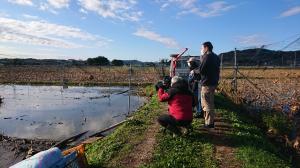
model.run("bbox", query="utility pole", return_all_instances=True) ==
[220,54,223,81]
[294,51,297,68]
[221,54,223,70]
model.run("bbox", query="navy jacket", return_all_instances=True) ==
[199,52,220,86]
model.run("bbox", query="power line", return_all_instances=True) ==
[280,37,300,51]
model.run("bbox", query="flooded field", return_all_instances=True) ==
[0,85,145,140]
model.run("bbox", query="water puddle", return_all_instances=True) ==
[0,85,144,140]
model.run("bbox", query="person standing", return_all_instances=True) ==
[187,57,202,118]
[199,41,220,128]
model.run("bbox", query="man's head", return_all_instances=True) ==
[171,76,183,86]
[201,41,213,55]
[187,57,199,69]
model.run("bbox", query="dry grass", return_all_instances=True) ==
[219,68,300,155]
[0,65,165,86]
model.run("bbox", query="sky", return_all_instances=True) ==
[0,0,300,61]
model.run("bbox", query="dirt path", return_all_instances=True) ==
[119,109,241,168]
[120,121,160,168]
[211,115,241,168]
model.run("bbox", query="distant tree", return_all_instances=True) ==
[87,56,109,66]
[160,59,170,66]
[11,59,23,65]
[111,59,124,66]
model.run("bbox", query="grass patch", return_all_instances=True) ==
[86,87,292,168]
[143,118,217,168]
[215,94,292,168]
[262,112,293,136]
[86,86,163,168]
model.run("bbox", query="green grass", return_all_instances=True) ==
[86,86,162,168]
[262,111,293,136]
[142,119,217,168]
[215,94,292,168]
[85,86,292,168]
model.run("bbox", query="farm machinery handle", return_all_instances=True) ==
[170,48,188,77]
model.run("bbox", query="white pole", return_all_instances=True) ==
[128,64,132,115]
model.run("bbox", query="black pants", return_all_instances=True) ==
[157,114,192,135]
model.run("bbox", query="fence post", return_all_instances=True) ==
[108,64,111,95]
[294,51,297,68]
[128,64,132,115]
[220,54,223,81]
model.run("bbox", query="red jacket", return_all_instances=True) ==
[158,82,194,121]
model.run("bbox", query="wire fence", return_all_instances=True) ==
[218,35,300,155]
[220,34,300,114]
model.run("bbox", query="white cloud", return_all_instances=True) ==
[39,0,70,14]
[8,0,33,6]
[235,34,266,47]
[79,8,88,14]
[39,2,59,14]
[47,0,70,9]
[0,11,10,17]
[158,0,235,18]
[22,14,39,20]
[133,28,179,48]
[0,17,112,48]
[280,6,300,17]
[0,32,81,48]
[78,0,143,21]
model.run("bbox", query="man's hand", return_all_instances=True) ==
[163,76,171,89]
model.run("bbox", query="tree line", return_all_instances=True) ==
[87,56,124,66]
[0,56,125,66]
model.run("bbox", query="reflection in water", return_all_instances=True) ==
[0,85,144,140]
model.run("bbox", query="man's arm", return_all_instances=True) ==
[199,54,209,74]
[158,88,170,102]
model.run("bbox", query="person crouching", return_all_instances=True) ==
[156,76,195,136]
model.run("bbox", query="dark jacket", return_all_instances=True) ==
[158,80,195,121]
[188,67,200,92]
[199,52,220,86]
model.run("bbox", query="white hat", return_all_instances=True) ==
[187,57,197,63]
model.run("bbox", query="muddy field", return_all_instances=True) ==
[0,134,56,167]
[1,66,300,166]
[0,84,145,167]
[0,65,163,85]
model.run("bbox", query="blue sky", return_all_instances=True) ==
[0,0,299,61]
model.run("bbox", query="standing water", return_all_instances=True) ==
[0,85,145,140]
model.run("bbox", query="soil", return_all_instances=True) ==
[0,134,56,168]
[120,122,160,168]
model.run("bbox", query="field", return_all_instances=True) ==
[220,68,300,112]
[1,66,300,167]
[1,66,299,115]
[219,68,300,153]
[0,65,164,86]
[1,66,299,114]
